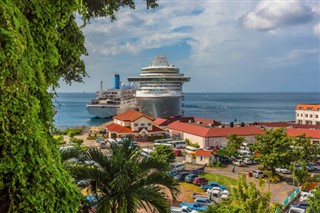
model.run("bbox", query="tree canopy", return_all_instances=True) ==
[225,134,244,157]
[251,128,319,175]
[206,175,279,213]
[0,0,158,212]
[151,145,176,164]
[69,141,180,213]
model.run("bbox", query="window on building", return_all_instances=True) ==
[140,123,145,126]
[316,115,319,118]
[305,114,308,118]
[299,107,303,110]
[310,114,313,118]
[296,113,299,117]
[134,124,138,127]
[200,156,203,161]
[148,123,151,126]
[307,108,312,111]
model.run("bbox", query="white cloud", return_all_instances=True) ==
[58,1,320,93]
[242,1,314,31]
[313,23,320,37]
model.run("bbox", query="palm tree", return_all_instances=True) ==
[68,141,180,213]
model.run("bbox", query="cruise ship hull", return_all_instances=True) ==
[86,103,137,118]
[136,96,182,118]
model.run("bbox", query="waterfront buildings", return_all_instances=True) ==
[105,110,165,141]
[166,121,263,148]
[295,104,320,125]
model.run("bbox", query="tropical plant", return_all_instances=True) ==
[69,141,180,213]
[0,0,158,212]
[307,187,320,213]
[292,162,311,186]
[206,175,280,213]
[151,144,176,164]
[251,128,292,174]
[225,134,244,157]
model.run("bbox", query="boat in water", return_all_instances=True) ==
[86,74,137,118]
[128,55,190,118]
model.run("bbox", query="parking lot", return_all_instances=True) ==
[136,141,299,204]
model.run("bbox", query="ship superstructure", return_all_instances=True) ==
[86,74,137,118]
[127,55,190,118]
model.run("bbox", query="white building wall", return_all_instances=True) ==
[131,117,153,131]
[296,109,320,125]
[181,132,257,148]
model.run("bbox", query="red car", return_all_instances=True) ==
[172,148,182,156]
[193,177,208,186]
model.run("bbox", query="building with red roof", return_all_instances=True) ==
[167,121,263,148]
[105,110,166,141]
[154,116,221,127]
[296,104,320,125]
[186,149,216,165]
[286,128,320,144]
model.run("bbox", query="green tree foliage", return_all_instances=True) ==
[251,128,292,173]
[292,162,311,186]
[307,187,320,213]
[0,0,158,212]
[290,134,319,163]
[69,141,180,213]
[225,134,244,157]
[151,145,176,164]
[206,175,278,213]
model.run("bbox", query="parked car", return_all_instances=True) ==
[309,163,320,171]
[170,206,199,213]
[290,201,309,210]
[232,159,245,167]
[243,158,252,165]
[252,170,264,178]
[200,182,219,191]
[179,202,207,212]
[172,148,183,156]
[275,168,291,174]
[193,177,209,186]
[185,174,198,183]
[203,146,212,151]
[194,197,212,206]
[174,172,190,182]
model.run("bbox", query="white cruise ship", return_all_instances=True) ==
[127,55,190,118]
[86,74,137,118]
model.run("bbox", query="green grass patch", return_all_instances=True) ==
[200,173,237,188]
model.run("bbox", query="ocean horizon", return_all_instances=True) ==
[53,92,320,128]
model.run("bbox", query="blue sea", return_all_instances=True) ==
[53,92,320,128]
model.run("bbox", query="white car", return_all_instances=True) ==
[243,158,252,165]
[252,170,264,178]
[275,168,291,174]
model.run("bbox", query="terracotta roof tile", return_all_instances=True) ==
[167,122,210,137]
[105,123,132,133]
[296,104,320,111]
[167,122,263,137]
[287,128,320,139]
[133,126,165,133]
[196,150,212,157]
[113,110,154,122]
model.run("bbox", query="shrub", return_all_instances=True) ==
[208,162,226,168]
[62,128,82,136]
[53,135,65,145]
[70,137,84,146]
[263,171,281,183]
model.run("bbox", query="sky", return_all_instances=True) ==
[57,0,320,93]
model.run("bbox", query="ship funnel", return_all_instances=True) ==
[114,74,120,89]
[100,81,103,91]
